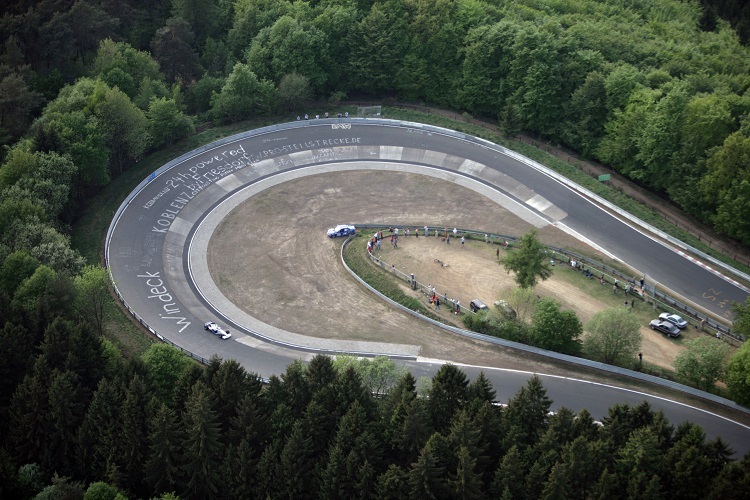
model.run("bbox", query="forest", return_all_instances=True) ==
[3,336,750,499]
[2,0,750,497]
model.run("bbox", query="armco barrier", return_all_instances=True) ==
[342,235,750,415]
[354,224,743,344]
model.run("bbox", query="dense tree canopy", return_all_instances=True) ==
[0,0,749,496]
[0,342,746,499]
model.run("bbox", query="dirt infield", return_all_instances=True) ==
[209,170,685,375]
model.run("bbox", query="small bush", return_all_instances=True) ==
[463,310,529,343]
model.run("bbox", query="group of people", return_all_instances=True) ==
[297,111,349,120]
[425,284,461,313]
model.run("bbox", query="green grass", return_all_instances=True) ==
[343,236,444,322]
[101,298,155,358]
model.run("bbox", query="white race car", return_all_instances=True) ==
[204,321,232,339]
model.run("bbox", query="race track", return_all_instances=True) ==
[106,118,750,455]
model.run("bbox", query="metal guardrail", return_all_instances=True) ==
[353,224,743,344]
[343,235,750,415]
[108,269,211,365]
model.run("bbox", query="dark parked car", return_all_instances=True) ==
[650,319,681,338]
[470,299,488,312]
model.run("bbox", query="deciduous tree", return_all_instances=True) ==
[210,62,277,122]
[531,298,582,355]
[246,16,330,93]
[73,265,109,337]
[501,229,553,289]
[349,4,408,95]
[727,335,750,405]
[583,307,642,365]
[93,84,150,174]
[146,97,194,148]
[91,39,163,99]
[277,72,311,112]
[674,336,730,390]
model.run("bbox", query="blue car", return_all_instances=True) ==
[327,225,356,238]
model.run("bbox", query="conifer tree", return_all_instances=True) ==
[180,381,223,499]
[144,402,181,497]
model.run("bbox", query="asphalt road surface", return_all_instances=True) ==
[106,119,750,456]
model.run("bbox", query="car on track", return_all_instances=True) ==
[204,321,232,339]
[327,224,356,238]
[650,319,681,338]
[658,312,688,329]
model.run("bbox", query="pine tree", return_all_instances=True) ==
[356,459,377,500]
[0,321,34,423]
[76,377,122,482]
[525,450,558,500]
[225,438,259,498]
[540,461,571,500]
[448,410,487,479]
[408,446,446,499]
[469,402,503,486]
[277,422,316,499]
[391,398,431,467]
[180,381,223,499]
[503,375,552,448]
[111,374,150,497]
[376,464,409,499]
[206,358,259,432]
[144,402,182,497]
[467,372,496,404]
[67,321,106,392]
[490,445,526,499]
[320,442,348,499]
[335,365,376,417]
[428,364,469,432]
[44,370,85,476]
[590,467,619,500]
[9,357,52,465]
[281,360,311,418]
[227,391,267,449]
[452,445,484,499]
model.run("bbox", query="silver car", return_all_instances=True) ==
[658,313,688,329]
